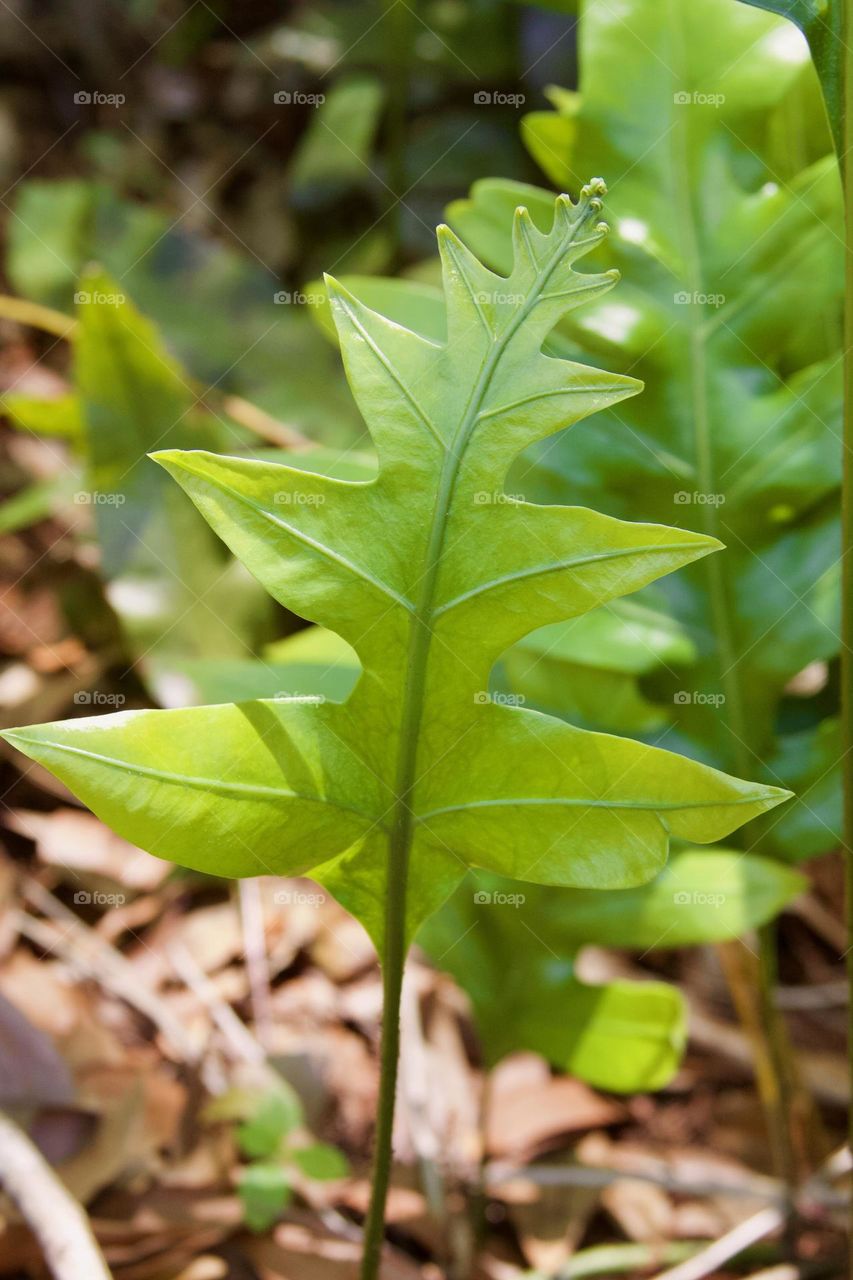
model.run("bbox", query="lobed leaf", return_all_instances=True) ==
[3,187,790,948]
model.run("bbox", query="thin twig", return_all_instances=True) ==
[167,939,268,1070]
[237,879,274,1049]
[16,882,198,1062]
[0,1109,113,1280]
[775,981,847,1010]
[485,1160,847,1213]
[217,393,312,448]
[648,1206,784,1280]
[0,294,312,448]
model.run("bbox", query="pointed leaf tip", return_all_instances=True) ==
[149,448,182,467]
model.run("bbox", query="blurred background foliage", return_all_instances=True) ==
[0,1,847,1262]
[0,0,583,702]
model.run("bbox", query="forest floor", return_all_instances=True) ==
[0,380,849,1279]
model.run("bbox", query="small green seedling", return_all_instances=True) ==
[205,1083,348,1233]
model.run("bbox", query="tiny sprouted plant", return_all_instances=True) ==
[1,181,790,1275]
[205,1082,348,1232]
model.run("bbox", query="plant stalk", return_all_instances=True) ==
[357,192,605,1278]
[359,860,408,1278]
[842,0,853,1264]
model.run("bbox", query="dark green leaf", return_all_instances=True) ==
[420,848,802,1088]
[7,179,358,442]
[737,0,842,153]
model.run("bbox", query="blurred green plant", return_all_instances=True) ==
[449,1,841,821]
[419,850,804,1092]
[306,0,841,1191]
[444,0,842,1190]
[736,0,851,1257]
[2,274,274,703]
[205,1081,348,1233]
[6,180,359,443]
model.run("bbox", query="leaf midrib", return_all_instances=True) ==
[416,794,771,822]
[433,540,706,617]
[169,466,416,613]
[8,734,380,826]
[383,205,599,947]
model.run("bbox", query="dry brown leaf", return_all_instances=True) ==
[160,904,243,976]
[0,989,74,1109]
[486,1055,623,1159]
[56,1080,146,1204]
[600,1175,674,1243]
[245,1210,430,1280]
[171,1259,229,1280]
[0,584,64,656]
[577,1132,769,1240]
[7,809,168,891]
[311,909,376,982]
[0,951,87,1040]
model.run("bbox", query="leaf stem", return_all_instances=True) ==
[358,824,408,1278]
[842,0,853,1263]
[358,191,605,1278]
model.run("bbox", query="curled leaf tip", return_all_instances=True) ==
[582,176,607,198]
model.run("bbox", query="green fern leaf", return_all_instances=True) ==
[1,184,789,947]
